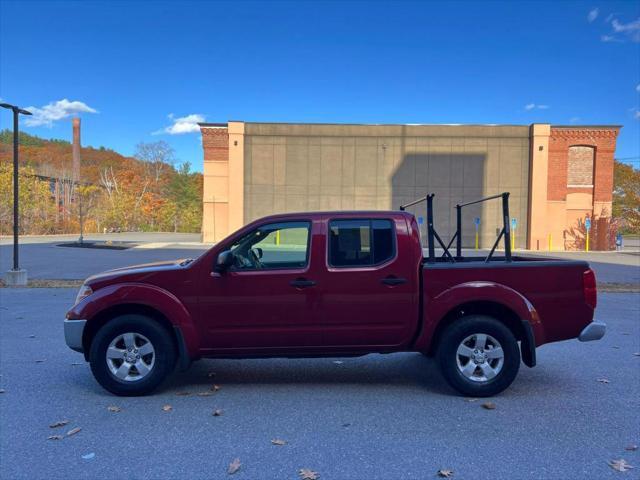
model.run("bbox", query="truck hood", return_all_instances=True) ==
[85,258,193,285]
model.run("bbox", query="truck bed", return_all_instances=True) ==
[421,256,593,347]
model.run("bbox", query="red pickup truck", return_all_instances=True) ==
[65,196,604,397]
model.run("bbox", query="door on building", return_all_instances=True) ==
[200,219,323,351]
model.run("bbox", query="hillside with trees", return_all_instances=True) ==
[0,130,202,235]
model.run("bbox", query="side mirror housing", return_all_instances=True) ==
[214,250,234,273]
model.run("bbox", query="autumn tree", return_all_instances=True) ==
[76,184,101,242]
[0,163,57,235]
[134,141,176,184]
[613,160,640,234]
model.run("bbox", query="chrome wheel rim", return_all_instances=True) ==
[106,332,155,382]
[456,333,504,383]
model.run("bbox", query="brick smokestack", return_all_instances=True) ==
[72,117,81,183]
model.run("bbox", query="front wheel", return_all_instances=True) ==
[89,314,176,396]
[437,315,520,397]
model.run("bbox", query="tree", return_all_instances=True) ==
[0,163,57,235]
[166,162,202,232]
[76,184,101,243]
[134,141,176,184]
[613,160,640,234]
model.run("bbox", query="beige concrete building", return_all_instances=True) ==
[200,121,619,250]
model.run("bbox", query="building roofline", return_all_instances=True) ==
[551,125,622,129]
[198,121,622,129]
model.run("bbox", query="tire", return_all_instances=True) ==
[89,314,177,396]
[437,315,520,397]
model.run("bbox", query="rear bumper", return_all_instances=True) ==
[64,319,86,353]
[578,321,606,342]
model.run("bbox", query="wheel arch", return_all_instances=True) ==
[425,300,537,367]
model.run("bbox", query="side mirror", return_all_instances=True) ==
[214,250,234,273]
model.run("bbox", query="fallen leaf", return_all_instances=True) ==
[211,384,221,391]
[49,420,69,428]
[298,468,320,480]
[437,469,454,478]
[107,406,121,413]
[608,459,634,472]
[197,391,214,397]
[465,398,478,402]
[228,458,241,475]
[597,378,610,384]
[481,402,496,410]
[66,427,81,437]
[625,445,638,451]
[175,391,191,396]
[271,439,286,445]
[212,409,223,416]
[47,435,63,440]
[162,405,173,412]
[82,452,95,460]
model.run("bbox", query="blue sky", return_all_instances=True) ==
[1,0,638,172]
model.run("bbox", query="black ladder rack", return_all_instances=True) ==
[400,192,512,264]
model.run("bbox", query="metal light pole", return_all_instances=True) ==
[0,103,32,285]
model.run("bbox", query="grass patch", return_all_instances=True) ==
[0,279,83,288]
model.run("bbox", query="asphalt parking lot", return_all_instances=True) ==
[0,288,638,480]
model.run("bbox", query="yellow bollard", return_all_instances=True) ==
[276,230,280,246]
[585,232,589,252]
[511,232,515,252]
[548,234,552,251]
[475,231,479,250]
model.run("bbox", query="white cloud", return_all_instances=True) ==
[587,8,599,23]
[153,113,206,135]
[600,34,622,42]
[634,109,640,120]
[607,17,640,42]
[23,99,98,127]
[636,84,640,92]
[525,103,550,111]
[569,116,581,124]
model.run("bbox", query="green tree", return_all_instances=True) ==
[613,160,640,234]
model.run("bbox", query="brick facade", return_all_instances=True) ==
[545,127,619,250]
[201,126,230,242]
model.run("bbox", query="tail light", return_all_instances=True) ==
[583,269,597,309]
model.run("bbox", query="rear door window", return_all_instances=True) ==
[328,219,395,267]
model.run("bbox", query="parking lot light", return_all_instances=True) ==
[1,102,33,286]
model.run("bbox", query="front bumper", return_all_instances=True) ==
[64,319,86,353]
[578,321,606,342]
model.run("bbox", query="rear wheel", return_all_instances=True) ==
[89,314,176,396]
[437,315,520,397]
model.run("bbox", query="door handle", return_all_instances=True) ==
[381,276,407,286]
[290,278,316,289]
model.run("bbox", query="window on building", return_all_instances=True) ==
[567,146,595,187]
[229,221,310,270]
[328,219,395,267]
